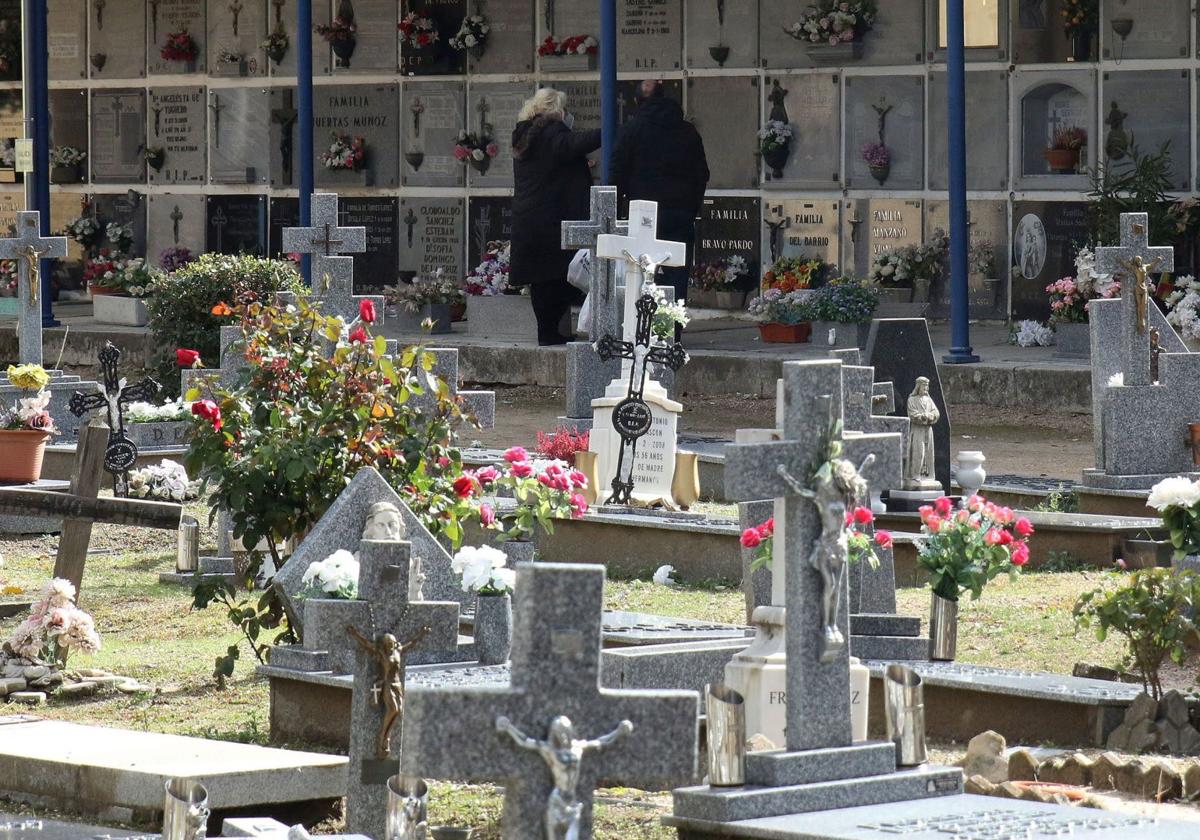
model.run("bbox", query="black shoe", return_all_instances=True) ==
[538,335,571,346]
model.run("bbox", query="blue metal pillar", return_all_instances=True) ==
[297,0,314,286]
[27,0,54,326]
[599,0,617,184]
[942,0,977,364]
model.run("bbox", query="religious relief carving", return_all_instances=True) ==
[347,624,431,759]
[495,715,634,840]
[363,501,406,541]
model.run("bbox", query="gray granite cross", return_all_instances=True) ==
[402,563,699,839]
[562,186,628,341]
[1094,212,1174,387]
[343,539,460,840]
[723,359,901,753]
[0,212,68,367]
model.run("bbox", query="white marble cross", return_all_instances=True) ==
[0,211,68,367]
[596,200,685,347]
[1095,212,1175,387]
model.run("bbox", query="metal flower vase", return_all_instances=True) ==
[883,665,927,767]
[705,683,746,786]
[474,593,512,665]
[386,774,429,840]
[162,779,210,840]
[928,592,958,661]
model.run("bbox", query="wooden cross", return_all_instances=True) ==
[0,421,184,593]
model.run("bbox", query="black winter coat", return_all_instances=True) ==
[611,96,709,217]
[509,117,602,287]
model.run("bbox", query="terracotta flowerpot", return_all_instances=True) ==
[758,322,811,344]
[0,429,51,484]
[88,285,122,296]
[1043,147,1080,174]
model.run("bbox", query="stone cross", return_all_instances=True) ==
[724,359,901,752]
[562,186,628,341]
[344,539,460,840]
[0,211,68,366]
[1094,212,1174,387]
[402,563,698,839]
[281,193,381,324]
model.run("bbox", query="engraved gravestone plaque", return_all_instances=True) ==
[0,192,20,234]
[558,80,601,178]
[0,0,20,82]
[147,0,207,76]
[928,70,1008,190]
[618,0,682,72]
[267,0,331,77]
[761,0,923,68]
[688,76,757,189]
[1014,0,1075,64]
[845,75,924,190]
[148,87,207,185]
[1102,70,1189,190]
[686,0,757,69]
[842,198,923,280]
[333,0,399,73]
[47,0,87,80]
[469,0,535,74]
[617,79,682,127]
[763,74,841,190]
[207,0,267,77]
[0,90,19,184]
[90,0,146,79]
[468,196,513,268]
[91,191,148,255]
[926,199,1009,316]
[1103,0,1188,60]
[763,200,840,270]
[542,0,600,41]
[314,84,399,189]
[1011,200,1089,319]
[91,90,147,183]
[340,197,399,293]
[268,196,299,258]
[695,197,761,285]
[147,194,206,261]
[398,198,464,283]
[269,87,300,187]
[402,81,466,188]
[468,82,531,188]
[206,194,265,255]
[210,87,269,184]
[49,89,89,184]
[401,0,467,75]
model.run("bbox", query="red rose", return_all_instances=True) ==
[761,517,774,536]
[359,298,377,324]
[740,528,762,549]
[934,496,953,516]
[852,506,874,525]
[1014,517,1034,537]
[452,475,477,498]
[348,325,368,344]
[176,348,201,368]
[874,530,893,549]
[191,399,222,432]
[1011,543,1030,567]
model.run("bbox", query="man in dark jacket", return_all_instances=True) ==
[611,81,710,308]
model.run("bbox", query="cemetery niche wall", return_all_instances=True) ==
[8,2,1200,317]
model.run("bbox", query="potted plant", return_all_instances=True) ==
[1044,126,1086,174]
[454,129,499,176]
[321,131,367,175]
[316,15,357,67]
[1166,274,1200,352]
[748,288,812,344]
[537,34,598,71]
[262,28,289,65]
[451,545,514,665]
[762,256,825,292]
[124,394,196,450]
[160,29,199,71]
[807,277,879,348]
[449,13,490,60]
[535,426,590,467]
[50,146,86,183]
[158,245,195,272]
[758,121,793,179]
[915,495,1033,660]
[1061,0,1098,61]
[390,269,464,334]
[869,230,948,312]
[650,285,690,341]
[64,216,102,253]
[784,0,877,64]
[0,364,57,484]
[689,257,748,309]
[861,141,890,185]
[216,47,249,76]
[90,257,160,327]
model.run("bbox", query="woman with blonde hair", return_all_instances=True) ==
[510,87,601,345]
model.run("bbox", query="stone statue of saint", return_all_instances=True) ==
[767,79,789,125]
[495,714,634,840]
[1105,102,1129,162]
[347,624,431,759]
[363,501,406,542]
[904,377,941,490]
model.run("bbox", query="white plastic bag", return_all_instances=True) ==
[567,249,592,292]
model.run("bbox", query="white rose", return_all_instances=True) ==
[1148,476,1200,512]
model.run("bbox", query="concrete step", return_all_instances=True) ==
[850,634,930,661]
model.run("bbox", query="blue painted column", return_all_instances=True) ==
[297,0,314,286]
[942,0,977,364]
[599,0,617,184]
[26,0,55,326]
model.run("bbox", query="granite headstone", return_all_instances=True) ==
[205,194,265,255]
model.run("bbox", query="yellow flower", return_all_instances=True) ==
[6,364,49,391]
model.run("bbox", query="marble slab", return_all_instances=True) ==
[1102,69,1190,190]
[267,0,331,77]
[468,195,513,268]
[206,193,265,255]
[206,0,267,77]
[400,0,467,76]
[90,90,146,183]
[467,82,531,188]
[331,0,398,73]
[844,75,924,190]
[764,199,841,270]
[90,0,146,79]
[401,81,465,188]
[148,86,207,185]
[469,0,535,74]
[928,70,1008,191]
[399,197,465,283]
[46,0,87,80]
[617,0,682,72]
[685,0,757,69]
[48,89,88,184]
[762,74,841,191]
[147,193,206,264]
[314,83,400,189]
[209,86,270,184]
[147,0,207,76]
[689,75,758,190]
[339,196,399,293]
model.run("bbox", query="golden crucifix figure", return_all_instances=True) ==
[21,244,46,305]
[1119,254,1163,335]
[346,623,431,759]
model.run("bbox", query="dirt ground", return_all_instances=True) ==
[469,385,1094,481]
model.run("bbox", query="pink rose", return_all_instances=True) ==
[475,465,500,485]
[852,506,873,525]
[1011,543,1030,567]
[934,497,953,517]
[570,493,588,517]
[486,143,499,158]
[874,531,893,549]
[503,446,528,463]
[569,470,588,489]
[480,503,496,527]
[511,462,533,478]
[1014,517,1034,537]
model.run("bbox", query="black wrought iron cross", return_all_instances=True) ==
[596,294,688,506]
[69,343,161,497]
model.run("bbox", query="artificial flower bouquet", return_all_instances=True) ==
[127,459,201,502]
[6,578,100,666]
[2,364,55,436]
[916,495,1034,601]
[451,545,514,595]
[762,256,824,292]
[459,446,590,542]
[322,132,367,171]
[748,288,811,325]
[161,30,199,62]
[785,0,879,45]
[390,269,465,313]
[449,14,489,53]
[398,12,439,49]
[463,241,511,296]
[1045,247,1119,324]
[300,549,360,600]
[691,256,749,292]
[538,34,598,56]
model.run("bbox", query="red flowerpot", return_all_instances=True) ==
[0,429,51,484]
[758,322,811,344]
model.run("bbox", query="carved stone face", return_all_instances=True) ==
[363,502,405,542]
[914,377,930,396]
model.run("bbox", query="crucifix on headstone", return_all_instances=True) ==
[95,0,105,30]
[110,96,124,137]
[272,0,285,25]
[228,1,244,36]
[543,0,555,35]
[561,186,628,342]
[152,101,162,137]
[1095,212,1175,388]
[209,93,225,148]
[170,204,183,245]
[410,97,425,138]
[270,91,299,184]
[402,563,698,840]
[0,212,68,368]
[403,207,418,248]
[765,206,789,264]
[477,96,492,137]
[68,342,161,497]
[149,0,161,40]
